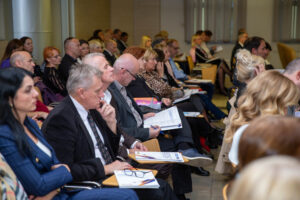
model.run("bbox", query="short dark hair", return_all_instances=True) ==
[64,37,74,47]
[204,30,213,37]
[79,39,88,45]
[265,42,272,51]
[121,32,128,38]
[244,36,265,52]
[113,29,121,35]
[195,30,203,35]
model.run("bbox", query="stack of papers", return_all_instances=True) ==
[114,169,160,189]
[135,151,184,163]
[143,106,182,131]
[173,89,207,104]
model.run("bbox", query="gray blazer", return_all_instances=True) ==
[109,82,150,141]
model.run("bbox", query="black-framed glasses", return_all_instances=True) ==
[124,169,151,178]
[121,67,137,79]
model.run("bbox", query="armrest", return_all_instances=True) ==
[63,181,101,191]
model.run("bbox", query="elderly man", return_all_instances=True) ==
[58,37,81,84]
[10,51,35,73]
[103,39,118,66]
[42,63,177,200]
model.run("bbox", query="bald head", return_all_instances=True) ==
[113,53,139,86]
[64,38,80,59]
[10,51,35,73]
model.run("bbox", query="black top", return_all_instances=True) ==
[58,54,77,85]
[43,67,67,96]
[230,42,243,69]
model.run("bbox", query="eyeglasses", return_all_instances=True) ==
[51,55,61,59]
[121,68,137,79]
[124,169,151,178]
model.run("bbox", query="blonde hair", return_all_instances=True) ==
[191,34,200,47]
[88,40,104,52]
[236,49,265,82]
[230,156,300,200]
[225,70,300,142]
[142,49,157,62]
[140,35,152,49]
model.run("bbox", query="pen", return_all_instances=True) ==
[139,179,155,186]
[150,125,165,135]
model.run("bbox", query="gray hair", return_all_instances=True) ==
[284,58,300,75]
[10,51,26,67]
[82,52,105,65]
[66,63,102,94]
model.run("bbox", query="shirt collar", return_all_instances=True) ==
[114,80,123,91]
[70,95,89,120]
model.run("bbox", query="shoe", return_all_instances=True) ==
[179,148,213,167]
[191,166,210,176]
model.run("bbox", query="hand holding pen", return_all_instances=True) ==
[149,125,161,138]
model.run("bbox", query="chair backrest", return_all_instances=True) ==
[201,64,217,84]
[186,56,195,73]
[142,139,161,152]
[277,42,297,68]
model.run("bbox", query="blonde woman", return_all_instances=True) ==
[88,39,104,53]
[230,156,300,200]
[215,49,266,174]
[140,35,152,49]
[227,70,299,166]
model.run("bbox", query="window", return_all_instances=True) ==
[184,0,247,43]
[273,0,300,42]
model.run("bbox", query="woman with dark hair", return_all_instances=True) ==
[20,36,43,78]
[0,67,137,200]
[0,39,23,69]
[88,29,104,42]
[79,39,90,60]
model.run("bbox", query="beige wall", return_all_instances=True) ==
[110,0,134,45]
[74,0,110,40]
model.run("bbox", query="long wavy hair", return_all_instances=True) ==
[0,67,32,155]
[225,70,300,142]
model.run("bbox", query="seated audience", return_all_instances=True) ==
[140,35,152,49]
[0,67,138,200]
[103,39,117,66]
[230,156,300,200]
[226,70,299,166]
[215,49,265,174]
[0,39,23,69]
[58,37,80,85]
[103,29,113,42]
[189,34,232,95]
[264,42,274,70]
[42,46,67,97]
[42,63,176,200]
[79,39,90,60]
[109,53,211,199]
[112,28,122,41]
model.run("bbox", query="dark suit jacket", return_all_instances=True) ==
[0,117,72,197]
[103,50,116,66]
[117,40,127,54]
[58,54,77,85]
[230,42,243,69]
[109,82,150,141]
[42,96,121,182]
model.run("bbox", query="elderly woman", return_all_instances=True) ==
[0,67,138,200]
[89,39,104,53]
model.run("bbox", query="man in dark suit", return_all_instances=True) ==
[42,63,177,200]
[58,37,80,84]
[103,39,117,66]
[117,32,128,54]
